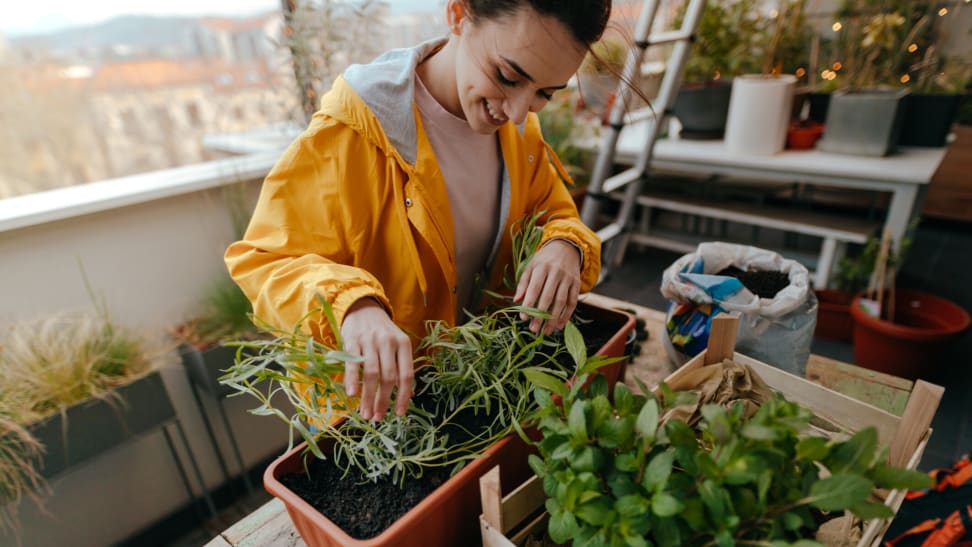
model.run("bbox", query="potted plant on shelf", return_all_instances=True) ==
[174,275,259,399]
[670,0,766,140]
[0,297,167,538]
[723,0,812,155]
[816,0,924,156]
[220,215,636,546]
[898,57,971,147]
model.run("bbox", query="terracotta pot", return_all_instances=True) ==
[263,302,635,546]
[786,121,825,150]
[813,289,854,342]
[850,290,970,380]
[266,429,537,547]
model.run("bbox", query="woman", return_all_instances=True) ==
[225,0,612,423]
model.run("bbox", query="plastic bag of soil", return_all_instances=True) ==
[661,242,818,376]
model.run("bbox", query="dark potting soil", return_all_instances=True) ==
[278,314,625,540]
[716,266,790,299]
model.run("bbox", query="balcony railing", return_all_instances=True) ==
[1,146,292,546]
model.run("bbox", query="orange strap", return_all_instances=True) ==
[921,506,972,547]
[906,456,972,501]
[884,506,972,547]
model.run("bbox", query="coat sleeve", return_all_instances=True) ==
[224,116,392,343]
[524,116,602,293]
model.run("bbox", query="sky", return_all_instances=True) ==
[0,0,438,36]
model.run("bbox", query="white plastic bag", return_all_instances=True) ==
[661,242,818,376]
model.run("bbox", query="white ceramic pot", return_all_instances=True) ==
[724,74,797,155]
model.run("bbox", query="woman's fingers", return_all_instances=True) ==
[517,240,582,334]
[340,298,415,421]
[358,345,379,421]
[395,341,414,417]
[344,339,361,397]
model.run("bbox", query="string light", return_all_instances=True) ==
[908,43,918,53]
[769,9,779,18]
[832,61,843,71]
[938,7,948,15]
[832,22,842,32]
[821,70,837,81]
[900,74,911,83]
[795,67,806,77]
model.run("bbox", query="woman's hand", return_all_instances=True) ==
[514,239,582,335]
[341,298,414,421]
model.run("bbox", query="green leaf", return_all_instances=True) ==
[699,480,725,521]
[528,454,546,478]
[547,507,578,544]
[564,320,587,370]
[828,428,878,474]
[869,464,933,490]
[651,492,684,517]
[590,394,613,429]
[741,423,780,441]
[568,400,590,443]
[596,415,634,449]
[781,511,804,531]
[588,374,609,399]
[551,441,574,462]
[796,436,831,461]
[849,500,895,520]
[614,382,634,414]
[808,474,874,511]
[616,452,639,472]
[641,449,675,492]
[576,499,615,526]
[523,367,568,397]
[580,355,623,376]
[534,387,554,409]
[615,494,650,517]
[635,399,659,441]
[571,446,597,472]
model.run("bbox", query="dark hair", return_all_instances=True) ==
[464,0,612,46]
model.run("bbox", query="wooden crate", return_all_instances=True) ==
[480,315,943,547]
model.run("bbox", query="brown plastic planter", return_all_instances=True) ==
[264,302,635,546]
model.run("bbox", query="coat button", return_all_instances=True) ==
[452,286,457,294]
[527,155,534,162]
[405,198,413,207]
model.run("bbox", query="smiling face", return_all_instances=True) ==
[450,4,587,134]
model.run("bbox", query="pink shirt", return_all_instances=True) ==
[414,73,501,322]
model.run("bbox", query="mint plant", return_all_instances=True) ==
[529,374,932,546]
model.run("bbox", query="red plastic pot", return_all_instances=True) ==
[813,289,854,342]
[786,120,824,150]
[850,289,970,380]
[264,302,635,546]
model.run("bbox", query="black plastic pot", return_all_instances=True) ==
[28,370,175,479]
[806,91,831,124]
[898,93,964,147]
[671,80,733,139]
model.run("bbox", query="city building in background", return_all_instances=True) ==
[0,2,444,199]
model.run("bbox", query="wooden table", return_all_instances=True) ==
[206,292,913,546]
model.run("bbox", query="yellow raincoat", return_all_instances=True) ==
[225,38,600,350]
